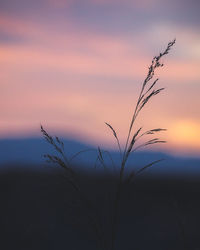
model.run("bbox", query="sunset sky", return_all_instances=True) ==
[0,0,200,157]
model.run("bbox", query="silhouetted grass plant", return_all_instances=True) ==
[41,39,176,250]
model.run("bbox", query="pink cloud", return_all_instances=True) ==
[0,12,200,154]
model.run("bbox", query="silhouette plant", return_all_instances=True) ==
[41,39,176,250]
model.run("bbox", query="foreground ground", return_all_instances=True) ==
[1,166,200,250]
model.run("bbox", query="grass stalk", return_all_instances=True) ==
[109,39,176,250]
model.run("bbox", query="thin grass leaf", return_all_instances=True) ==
[124,171,135,185]
[94,156,99,170]
[98,147,103,161]
[97,147,107,171]
[69,149,96,163]
[102,150,117,173]
[135,159,164,176]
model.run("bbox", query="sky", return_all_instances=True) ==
[0,0,200,157]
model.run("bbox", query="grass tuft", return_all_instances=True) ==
[41,39,176,250]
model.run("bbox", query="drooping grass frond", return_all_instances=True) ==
[105,122,122,158]
[41,125,69,165]
[41,125,107,249]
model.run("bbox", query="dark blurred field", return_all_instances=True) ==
[1,166,200,250]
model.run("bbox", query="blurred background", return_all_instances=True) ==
[0,1,200,249]
[0,0,200,169]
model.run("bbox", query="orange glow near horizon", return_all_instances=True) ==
[167,121,200,154]
[0,0,200,157]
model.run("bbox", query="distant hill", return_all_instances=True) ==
[0,137,200,177]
